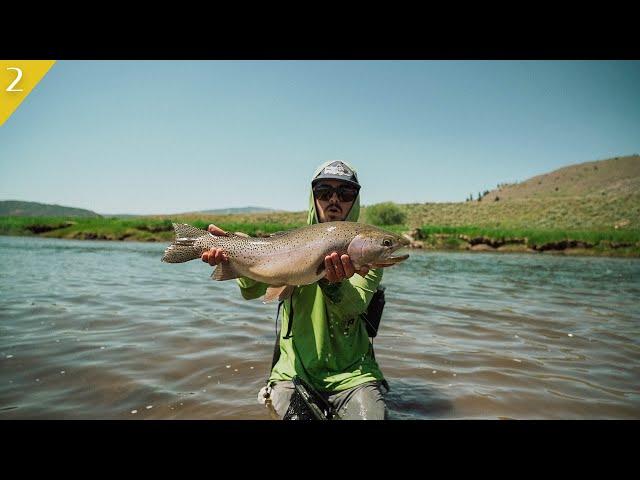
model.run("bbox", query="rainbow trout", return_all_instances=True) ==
[161,221,410,302]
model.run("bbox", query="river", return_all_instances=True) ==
[1,236,638,419]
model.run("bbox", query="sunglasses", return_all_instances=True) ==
[313,184,360,202]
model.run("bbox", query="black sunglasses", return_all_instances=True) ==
[313,184,360,202]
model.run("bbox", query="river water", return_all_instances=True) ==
[0,236,638,419]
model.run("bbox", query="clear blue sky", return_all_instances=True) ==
[1,60,639,215]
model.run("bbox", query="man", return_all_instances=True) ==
[202,160,388,420]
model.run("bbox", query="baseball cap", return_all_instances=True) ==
[311,161,360,188]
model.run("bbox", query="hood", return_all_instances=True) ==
[306,160,361,225]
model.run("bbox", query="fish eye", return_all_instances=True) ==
[382,239,392,247]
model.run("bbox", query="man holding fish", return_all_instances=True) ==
[196,160,408,419]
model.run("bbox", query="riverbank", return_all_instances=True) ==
[1,216,639,258]
[401,226,640,257]
[0,215,306,242]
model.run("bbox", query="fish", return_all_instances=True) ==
[161,221,410,302]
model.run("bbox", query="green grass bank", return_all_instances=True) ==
[1,215,638,257]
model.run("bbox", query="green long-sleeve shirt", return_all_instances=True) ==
[237,268,384,392]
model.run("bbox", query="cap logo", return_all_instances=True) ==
[323,162,352,177]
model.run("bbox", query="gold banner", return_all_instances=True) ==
[0,60,56,126]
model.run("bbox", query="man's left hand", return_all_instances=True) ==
[324,252,370,283]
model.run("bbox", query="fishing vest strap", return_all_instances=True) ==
[361,286,386,338]
[282,291,295,339]
[266,291,295,386]
[270,300,285,370]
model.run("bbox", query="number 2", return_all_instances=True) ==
[6,67,24,92]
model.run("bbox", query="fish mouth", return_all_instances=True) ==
[371,253,409,268]
[373,238,411,267]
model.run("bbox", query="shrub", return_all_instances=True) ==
[365,202,407,226]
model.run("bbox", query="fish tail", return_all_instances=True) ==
[161,223,208,263]
[161,243,200,263]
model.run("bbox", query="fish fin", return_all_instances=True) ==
[278,285,296,301]
[173,223,209,240]
[230,231,251,238]
[263,285,295,303]
[315,261,326,276]
[211,262,240,281]
[162,244,199,263]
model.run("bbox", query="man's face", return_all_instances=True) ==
[313,179,359,223]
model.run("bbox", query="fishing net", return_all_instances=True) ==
[283,376,337,420]
[283,390,320,420]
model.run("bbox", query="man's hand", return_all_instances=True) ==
[201,224,229,266]
[323,252,370,283]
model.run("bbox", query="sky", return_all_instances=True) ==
[1,60,639,215]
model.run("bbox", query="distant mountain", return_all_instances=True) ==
[481,155,640,202]
[192,206,279,215]
[0,200,101,217]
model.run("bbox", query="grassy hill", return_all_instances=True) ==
[400,155,640,230]
[100,207,279,217]
[195,206,278,215]
[483,154,640,201]
[0,200,101,217]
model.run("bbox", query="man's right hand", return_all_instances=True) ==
[201,224,229,266]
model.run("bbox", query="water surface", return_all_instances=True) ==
[1,236,638,419]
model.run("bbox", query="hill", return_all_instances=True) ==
[0,200,101,217]
[194,206,278,215]
[482,154,640,202]
[402,155,640,230]
[100,207,279,218]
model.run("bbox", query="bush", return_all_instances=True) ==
[365,202,407,226]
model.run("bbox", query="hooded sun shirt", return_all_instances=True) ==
[236,160,385,392]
